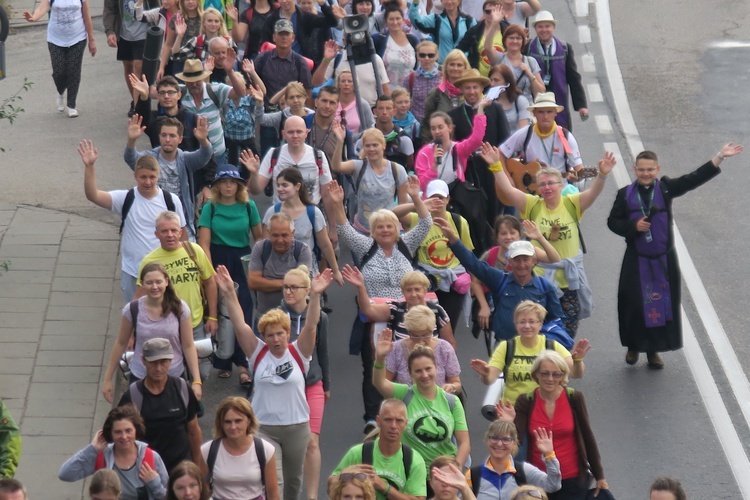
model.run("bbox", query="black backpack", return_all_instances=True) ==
[361,441,413,486]
[207,436,267,491]
[119,188,176,234]
[382,126,410,168]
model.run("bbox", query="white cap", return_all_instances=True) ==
[426,179,450,198]
[508,240,535,259]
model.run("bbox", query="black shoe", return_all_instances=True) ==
[127,101,135,117]
[625,350,639,365]
[647,352,664,369]
[363,420,377,434]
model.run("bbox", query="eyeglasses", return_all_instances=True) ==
[158,90,179,97]
[516,491,544,499]
[282,285,306,292]
[488,435,514,444]
[339,472,367,483]
[506,36,523,41]
[538,371,564,379]
[635,167,657,173]
[515,319,540,326]
[537,181,561,188]
[418,53,437,58]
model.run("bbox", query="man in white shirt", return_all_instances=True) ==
[79,140,186,302]
[245,116,338,243]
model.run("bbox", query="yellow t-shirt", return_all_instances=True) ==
[407,213,474,269]
[488,335,571,404]
[478,33,505,77]
[522,193,583,288]
[137,243,215,327]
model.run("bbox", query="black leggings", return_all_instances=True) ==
[48,39,87,108]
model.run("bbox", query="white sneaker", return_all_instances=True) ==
[68,108,79,118]
[56,94,65,112]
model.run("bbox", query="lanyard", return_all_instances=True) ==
[540,41,552,75]
[309,120,333,149]
[539,133,556,166]
[637,187,655,217]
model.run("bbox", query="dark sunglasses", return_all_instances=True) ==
[339,110,347,127]
[418,53,437,58]
[339,472,367,483]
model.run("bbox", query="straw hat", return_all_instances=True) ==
[527,92,564,112]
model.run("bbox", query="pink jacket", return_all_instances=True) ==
[414,113,487,194]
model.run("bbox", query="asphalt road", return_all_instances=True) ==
[1,0,749,498]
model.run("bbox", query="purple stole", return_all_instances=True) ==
[529,37,569,129]
[625,180,672,328]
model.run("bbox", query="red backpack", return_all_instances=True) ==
[95,447,155,471]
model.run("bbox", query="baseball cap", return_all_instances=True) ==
[426,179,450,198]
[275,19,294,34]
[507,240,535,259]
[142,338,174,362]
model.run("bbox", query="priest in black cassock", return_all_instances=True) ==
[607,143,743,369]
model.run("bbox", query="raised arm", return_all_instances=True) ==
[226,3,247,43]
[297,269,334,358]
[331,121,356,174]
[483,11,503,65]
[372,328,396,398]
[215,265,259,355]
[522,220,560,263]
[22,0,50,22]
[341,265,391,322]
[326,180,349,226]
[578,151,616,212]
[79,140,113,210]
[480,142,527,212]
[312,40,338,87]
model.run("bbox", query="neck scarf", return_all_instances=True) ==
[417,66,440,79]
[439,79,462,98]
[625,179,672,328]
[534,121,556,138]
[393,111,417,129]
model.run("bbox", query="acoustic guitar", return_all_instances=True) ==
[494,158,598,205]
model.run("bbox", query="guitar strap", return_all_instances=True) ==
[556,126,573,171]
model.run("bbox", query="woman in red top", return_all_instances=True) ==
[496,350,609,500]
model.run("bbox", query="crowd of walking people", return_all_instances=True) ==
[6,0,744,497]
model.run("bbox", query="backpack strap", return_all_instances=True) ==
[287,342,306,377]
[401,444,412,482]
[396,239,414,264]
[177,376,190,409]
[206,438,221,488]
[119,188,136,234]
[269,147,281,175]
[143,447,155,469]
[129,380,144,412]
[512,458,527,486]
[403,386,415,406]
[503,338,515,381]
[487,246,501,268]
[273,202,282,213]
[354,159,370,193]
[408,72,415,92]
[306,205,321,261]
[358,240,380,269]
[163,189,176,212]
[129,299,139,343]
[449,212,464,242]
[520,125,534,163]
[252,344,270,374]
[446,392,456,411]
[470,465,482,496]
[94,450,106,471]
[254,435,267,487]
[205,83,225,122]
[292,239,303,261]
[260,239,273,266]
[361,440,375,465]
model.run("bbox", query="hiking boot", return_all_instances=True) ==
[625,350,639,365]
[647,352,664,369]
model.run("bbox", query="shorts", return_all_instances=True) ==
[117,38,146,61]
[305,381,326,434]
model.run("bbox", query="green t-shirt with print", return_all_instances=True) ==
[393,383,468,474]
[332,438,427,500]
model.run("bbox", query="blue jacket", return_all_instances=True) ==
[449,240,564,340]
[407,5,476,63]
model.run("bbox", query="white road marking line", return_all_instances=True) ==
[603,142,631,188]
[587,83,603,102]
[598,0,750,495]
[707,40,750,49]
[595,115,613,134]
[575,0,588,17]
[578,26,591,44]
[681,311,750,490]
[581,54,596,73]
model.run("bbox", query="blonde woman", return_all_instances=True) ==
[215,264,333,500]
[330,124,410,235]
[420,49,470,143]
[172,7,237,63]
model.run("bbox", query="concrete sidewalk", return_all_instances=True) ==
[0,203,121,500]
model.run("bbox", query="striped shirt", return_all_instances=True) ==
[223,95,256,141]
[181,83,230,156]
